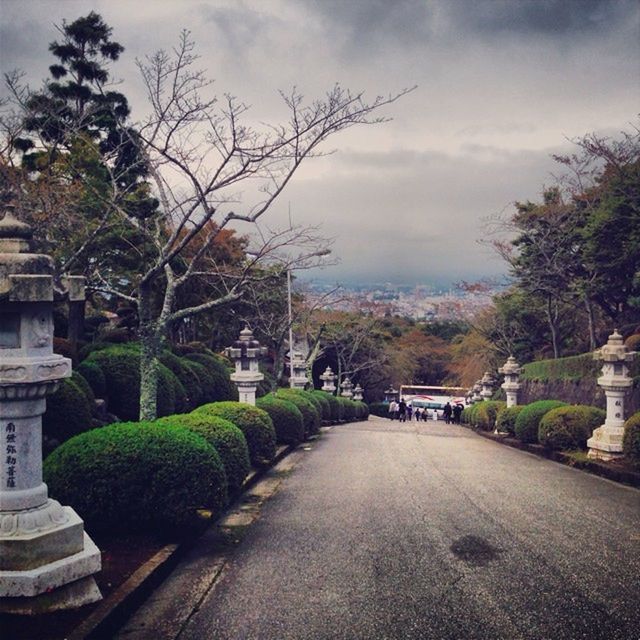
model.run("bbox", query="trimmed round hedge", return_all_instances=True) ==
[354,401,369,420]
[42,378,93,453]
[311,391,332,422]
[514,400,567,444]
[538,405,605,451]
[185,353,237,402]
[337,397,356,422]
[155,413,249,496]
[368,402,388,418]
[193,402,276,466]
[495,405,524,435]
[44,422,227,533]
[256,395,305,445]
[72,370,95,407]
[622,411,640,469]
[158,351,199,412]
[76,360,106,399]
[275,390,321,437]
[475,401,506,431]
[87,346,178,421]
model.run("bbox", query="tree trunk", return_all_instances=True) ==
[545,296,560,359]
[67,300,85,352]
[138,286,162,421]
[585,294,597,351]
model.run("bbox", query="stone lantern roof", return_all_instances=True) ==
[499,356,521,376]
[595,329,635,364]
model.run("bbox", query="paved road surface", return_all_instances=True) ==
[118,417,640,640]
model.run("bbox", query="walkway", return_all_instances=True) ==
[117,417,640,640]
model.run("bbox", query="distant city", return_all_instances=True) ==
[302,280,501,321]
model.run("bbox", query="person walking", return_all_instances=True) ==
[398,398,407,422]
[443,402,452,424]
[453,403,463,424]
[388,400,398,420]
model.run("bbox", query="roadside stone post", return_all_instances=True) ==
[340,376,354,399]
[587,329,636,461]
[472,380,483,403]
[0,207,102,614]
[499,356,522,408]
[289,350,309,389]
[384,387,398,403]
[225,326,266,405]
[320,366,336,394]
[480,371,494,401]
[353,384,364,401]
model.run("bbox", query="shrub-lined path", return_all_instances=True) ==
[116,416,640,640]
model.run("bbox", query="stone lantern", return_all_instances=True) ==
[0,207,101,614]
[480,371,494,401]
[471,380,483,404]
[587,329,636,461]
[353,384,364,402]
[340,376,354,399]
[225,326,266,406]
[320,366,336,394]
[288,350,309,390]
[499,356,522,408]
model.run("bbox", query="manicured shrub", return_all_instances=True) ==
[155,414,249,495]
[78,341,115,361]
[256,394,305,445]
[71,370,95,407]
[275,389,321,437]
[475,401,506,431]
[539,405,605,451]
[369,402,389,418]
[338,397,357,422]
[514,400,567,444]
[193,402,276,466]
[42,378,93,452]
[44,422,226,533]
[87,346,178,420]
[185,353,237,402]
[463,403,481,426]
[159,352,203,410]
[623,412,640,469]
[325,393,342,422]
[76,360,106,398]
[495,405,524,435]
[354,401,369,420]
[311,391,332,422]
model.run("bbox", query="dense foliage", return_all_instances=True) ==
[256,395,305,445]
[622,412,640,469]
[514,400,567,444]
[42,378,93,452]
[538,405,605,451]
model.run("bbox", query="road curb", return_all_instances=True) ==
[69,443,294,639]
[473,428,640,489]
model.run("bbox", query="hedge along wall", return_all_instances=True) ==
[519,353,640,415]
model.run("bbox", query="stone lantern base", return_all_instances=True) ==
[587,425,625,462]
[0,500,101,614]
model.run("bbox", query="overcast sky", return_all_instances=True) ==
[1,0,639,286]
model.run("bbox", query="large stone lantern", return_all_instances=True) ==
[353,384,364,402]
[0,207,101,613]
[340,376,354,399]
[289,350,309,389]
[471,380,483,404]
[499,356,522,408]
[587,329,636,461]
[320,366,336,394]
[384,387,399,403]
[225,326,266,406]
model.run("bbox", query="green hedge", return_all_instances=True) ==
[310,391,332,422]
[44,422,227,533]
[354,401,369,420]
[193,402,276,466]
[521,354,601,382]
[495,405,524,435]
[475,401,506,431]
[324,394,342,422]
[337,397,356,422]
[462,403,482,426]
[275,389,321,437]
[159,351,203,410]
[87,346,179,420]
[76,361,106,398]
[538,405,605,451]
[185,353,237,402]
[514,400,567,444]
[369,402,389,418]
[42,378,93,453]
[71,370,95,407]
[623,412,640,469]
[155,413,249,496]
[256,395,305,445]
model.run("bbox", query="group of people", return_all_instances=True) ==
[387,399,464,424]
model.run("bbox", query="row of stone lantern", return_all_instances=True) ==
[319,366,364,400]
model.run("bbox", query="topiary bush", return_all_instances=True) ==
[368,402,388,418]
[71,370,95,407]
[538,405,605,451]
[155,414,249,496]
[462,403,481,426]
[76,360,106,398]
[309,390,331,422]
[495,405,524,435]
[184,353,237,403]
[475,401,506,431]
[514,400,567,444]
[256,394,305,445]
[622,411,640,469]
[193,402,276,466]
[86,346,178,420]
[44,422,227,533]
[159,351,203,410]
[325,394,343,422]
[275,389,321,437]
[337,397,357,422]
[354,401,369,420]
[42,378,93,453]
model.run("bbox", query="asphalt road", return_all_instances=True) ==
[122,417,640,640]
